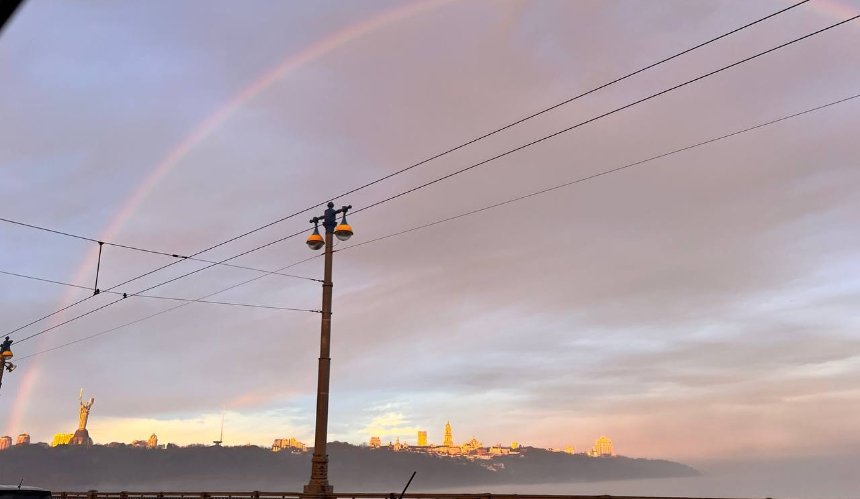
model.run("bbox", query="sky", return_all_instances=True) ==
[0,0,858,470]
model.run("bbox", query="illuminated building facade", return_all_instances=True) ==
[461,437,482,453]
[443,421,453,447]
[488,444,511,456]
[365,420,523,460]
[564,445,575,454]
[391,437,408,451]
[16,433,30,446]
[272,437,307,452]
[51,433,74,447]
[588,436,615,457]
[0,436,11,450]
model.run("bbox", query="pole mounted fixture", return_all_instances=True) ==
[0,336,15,393]
[302,201,354,498]
[306,203,352,250]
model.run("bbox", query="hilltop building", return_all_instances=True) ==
[390,436,408,451]
[488,444,512,456]
[443,421,453,446]
[588,436,615,457]
[16,433,30,446]
[367,420,523,460]
[272,437,307,452]
[462,436,482,453]
[147,434,158,449]
[131,440,149,448]
[51,433,74,447]
[0,436,11,450]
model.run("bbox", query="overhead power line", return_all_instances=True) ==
[0,216,321,282]
[3,1,811,336]
[351,12,860,216]
[0,269,319,313]
[13,254,322,363]
[13,91,859,362]
[343,94,860,251]
[7,12,858,345]
[10,227,309,344]
[337,0,813,211]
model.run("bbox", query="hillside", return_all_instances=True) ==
[0,443,698,491]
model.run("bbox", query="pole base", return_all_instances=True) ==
[301,483,334,496]
[303,453,333,497]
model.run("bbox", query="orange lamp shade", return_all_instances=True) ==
[306,232,325,250]
[334,223,353,241]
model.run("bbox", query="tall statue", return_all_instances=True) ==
[78,388,95,430]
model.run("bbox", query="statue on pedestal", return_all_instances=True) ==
[70,389,95,446]
[78,389,95,430]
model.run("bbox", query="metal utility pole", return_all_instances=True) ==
[303,202,352,498]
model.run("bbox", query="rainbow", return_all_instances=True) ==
[3,0,454,438]
[6,0,857,438]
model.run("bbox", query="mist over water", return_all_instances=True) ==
[423,455,860,499]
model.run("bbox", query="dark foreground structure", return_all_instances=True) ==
[51,493,765,499]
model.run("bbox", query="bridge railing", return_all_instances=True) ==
[52,493,768,499]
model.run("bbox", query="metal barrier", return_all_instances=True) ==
[53,493,767,499]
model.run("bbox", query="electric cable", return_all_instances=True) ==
[0,216,320,282]
[342,94,860,251]
[350,13,860,216]
[2,1,813,336]
[13,91,858,361]
[11,227,308,344]
[13,254,322,363]
[0,269,319,313]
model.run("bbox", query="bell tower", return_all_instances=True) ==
[443,421,453,447]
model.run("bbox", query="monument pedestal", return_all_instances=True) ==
[70,428,93,446]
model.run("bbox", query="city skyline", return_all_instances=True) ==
[0,406,612,456]
[1,0,858,472]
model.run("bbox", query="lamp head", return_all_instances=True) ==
[306,224,325,250]
[334,213,353,241]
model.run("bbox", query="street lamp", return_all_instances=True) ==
[0,336,15,394]
[303,202,352,497]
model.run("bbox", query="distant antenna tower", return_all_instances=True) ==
[212,413,224,447]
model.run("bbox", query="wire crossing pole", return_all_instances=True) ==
[303,202,351,498]
[0,355,6,394]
